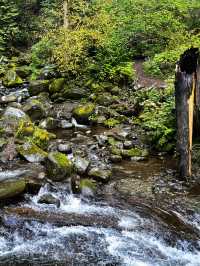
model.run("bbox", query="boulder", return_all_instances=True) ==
[23,97,51,121]
[46,152,73,181]
[38,193,60,207]
[88,167,112,183]
[3,69,23,87]
[63,85,88,100]
[28,80,49,96]
[0,179,26,199]
[39,117,60,130]
[73,103,96,124]
[17,142,48,163]
[74,156,90,175]
[16,66,31,78]
[49,78,65,94]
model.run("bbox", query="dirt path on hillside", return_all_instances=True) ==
[134,60,166,88]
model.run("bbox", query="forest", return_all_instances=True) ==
[0,1,200,265]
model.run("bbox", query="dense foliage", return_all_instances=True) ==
[0,0,200,152]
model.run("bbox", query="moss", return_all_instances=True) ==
[32,127,56,149]
[104,118,120,128]
[49,78,65,94]
[111,147,121,156]
[17,142,48,157]
[122,148,149,158]
[80,179,96,191]
[3,69,23,87]
[73,103,96,124]
[53,152,72,168]
[0,179,26,199]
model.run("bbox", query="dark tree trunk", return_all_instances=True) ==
[175,48,200,179]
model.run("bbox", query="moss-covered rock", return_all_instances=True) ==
[23,98,50,121]
[73,103,96,124]
[88,167,112,183]
[121,148,149,159]
[46,152,73,181]
[0,179,26,199]
[3,69,23,87]
[32,127,56,149]
[16,65,31,78]
[0,107,31,136]
[17,142,48,163]
[29,80,49,96]
[63,85,88,100]
[49,78,65,94]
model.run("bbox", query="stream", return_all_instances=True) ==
[0,156,200,265]
[0,85,200,266]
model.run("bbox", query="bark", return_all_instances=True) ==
[63,0,69,29]
[175,48,200,179]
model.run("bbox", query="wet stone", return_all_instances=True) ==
[38,193,60,207]
[88,167,112,183]
[110,155,122,163]
[59,120,73,129]
[57,143,72,154]
[74,156,90,175]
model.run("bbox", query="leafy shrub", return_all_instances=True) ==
[134,81,176,151]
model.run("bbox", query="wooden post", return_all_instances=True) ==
[175,48,200,179]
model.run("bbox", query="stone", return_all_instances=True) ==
[110,155,122,163]
[17,142,48,163]
[63,85,88,100]
[73,103,96,124]
[59,120,73,129]
[88,167,112,183]
[0,179,26,199]
[95,135,108,146]
[28,80,49,96]
[3,69,23,87]
[123,141,134,149]
[71,175,81,194]
[23,97,51,121]
[121,148,149,159]
[57,143,72,154]
[46,152,73,181]
[39,117,60,130]
[38,193,60,207]
[49,78,65,94]
[16,66,31,78]
[0,95,17,103]
[74,156,90,175]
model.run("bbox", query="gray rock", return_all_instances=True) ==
[38,193,60,207]
[0,95,17,103]
[110,155,122,163]
[39,117,60,130]
[57,143,72,154]
[88,167,112,183]
[29,80,49,96]
[123,141,133,149]
[74,156,90,175]
[17,142,48,163]
[0,179,26,199]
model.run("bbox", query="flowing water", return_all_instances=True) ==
[0,171,200,266]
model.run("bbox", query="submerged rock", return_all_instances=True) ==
[0,179,26,199]
[17,142,48,163]
[46,152,73,181]
[73,103,96,124]
[38,193,60,207]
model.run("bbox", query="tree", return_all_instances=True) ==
[0,0,19,53]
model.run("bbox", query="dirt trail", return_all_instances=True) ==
[134,60,166,88]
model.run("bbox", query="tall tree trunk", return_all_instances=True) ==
[175,48,200,179]
[63,0,69,29]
